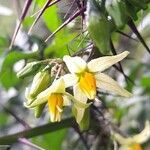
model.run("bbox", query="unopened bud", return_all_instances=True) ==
[30,71,51,98]
[17,62,41,78]
[34,103,46,118]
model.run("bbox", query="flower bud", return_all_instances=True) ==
[17,62,41,78]
[30,70,51,98]
[34,103,46,118]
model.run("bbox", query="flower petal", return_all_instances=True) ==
[132,121,150,144]
[87,51,129,72]
[48,93,63,122]
[26,86,53,107]
[62,73,78,88]
[50,78,65,93]
[95,73,132,97]
[73,85,88,123]
[63,55,87,74]
[79,72,96,100]
[63,95,71,106]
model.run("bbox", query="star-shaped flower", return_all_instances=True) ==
[62,51,132,123]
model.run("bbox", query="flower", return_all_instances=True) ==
[25,78,69,122]
[25,78,89,122]
[62,51,132,123]
[63,51,132,99]
[113,121,150,150]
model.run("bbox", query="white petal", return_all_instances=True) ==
[114,121,150,146]
[95,73,132,97]
[62,74,78,88]
[132,121,150,144]
[51,78,66,93]
[63,55,87,74]
[73,85,88,123]
[113,133,133,145]
[63,95,71,106]
[87,51,129,72]
[27,86,53,107]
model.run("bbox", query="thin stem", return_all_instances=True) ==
[31,0,61,17]
[28,0,52,35]
[18,138,45,150]
[9,0,33,49]
[45,6,86,42]
[128,19,150,54]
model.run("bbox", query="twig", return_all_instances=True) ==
[45,6,86,42]
[128,19,150,54]
[28,0,52,35]
[9,0,33,50]
[73,125,90,150]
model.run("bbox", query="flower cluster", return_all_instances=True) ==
[18,51,132,128]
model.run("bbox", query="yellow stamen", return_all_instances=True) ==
[132,144,142,150]
[48,93,63,122]
[79,72,96,99]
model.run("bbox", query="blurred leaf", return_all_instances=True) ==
[23,16,34,28]
[35,0,76,57]
[42,5,60,31]
[0,36,9,55]
[0,112,8,126]
[0,50,38,89]
[32,129,67,150]
[126,64,141,92]
[141,76,150,87]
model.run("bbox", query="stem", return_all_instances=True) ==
[0,117,74,145]
[128,19,150,54]
[45,6,86,42]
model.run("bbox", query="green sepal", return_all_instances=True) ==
[72,106,90,131]
[34,103,47,118]
[78,108,90,131]
[17,61,42,78]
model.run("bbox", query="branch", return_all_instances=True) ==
[0,117,74,145]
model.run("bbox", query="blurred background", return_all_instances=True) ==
[0,0,150,150]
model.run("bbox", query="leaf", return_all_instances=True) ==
[0,112,9,126]
[32,129,67,150]
[0,50,38,89]
[141,76,150,88]
[0,36,9,55]
[106,0,127,28]
[35,0,76,57]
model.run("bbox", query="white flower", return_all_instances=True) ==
[25,78,90,122]
[63,51,132,123]
[113,121,150,150]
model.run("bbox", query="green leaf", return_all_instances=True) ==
[35,0,76,57]
[0,50,38,89]
[106,0,127,28]
[0,36,9,55]
[0,112,9,126]
[141,76,150,87]
[32,129,67,150]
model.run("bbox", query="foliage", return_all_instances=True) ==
[0,0,150,150]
